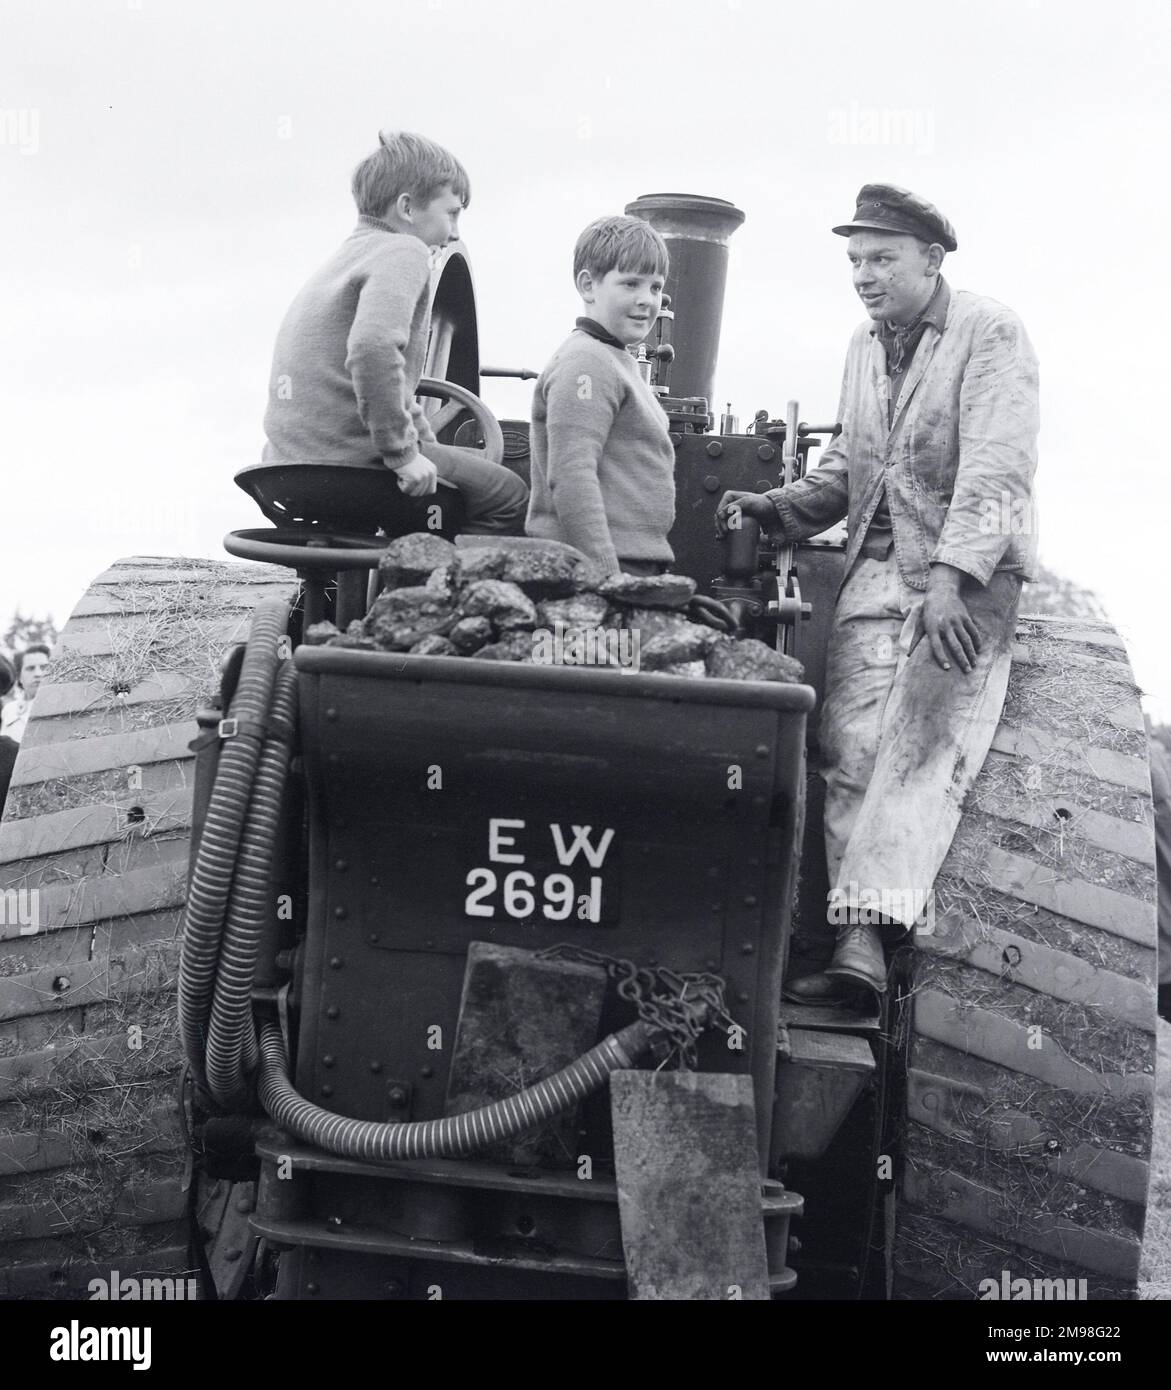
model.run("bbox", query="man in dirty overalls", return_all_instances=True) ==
[718,184,1039,1002]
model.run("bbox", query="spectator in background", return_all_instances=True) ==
[0,653,18,816]
[1,644,50,745]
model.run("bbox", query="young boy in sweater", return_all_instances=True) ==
[526,216,676,575]
[262,130,527,534]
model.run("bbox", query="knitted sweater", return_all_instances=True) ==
[525,331,676,574]
[262,217,436,471]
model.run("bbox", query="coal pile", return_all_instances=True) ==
[307,534,803,683]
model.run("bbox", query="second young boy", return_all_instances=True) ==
[525,216,677,576]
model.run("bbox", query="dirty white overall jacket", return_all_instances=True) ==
[767,286,1040,929]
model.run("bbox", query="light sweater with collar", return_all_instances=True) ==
[262,217,436,471]
[525,329,676,575]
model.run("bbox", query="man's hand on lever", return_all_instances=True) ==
[715,490,774,537]
[921,562,981,673]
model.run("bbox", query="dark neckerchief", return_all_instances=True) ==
[575,317,628,350]
[879,276,947,373]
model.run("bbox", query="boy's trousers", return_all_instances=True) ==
[818,551,1021,930]
[421,442,528,535]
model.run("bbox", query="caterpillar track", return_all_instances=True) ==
[891,616,1157,1299]
[0,557,294,1298]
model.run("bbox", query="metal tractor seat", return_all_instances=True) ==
[226,378,501,630]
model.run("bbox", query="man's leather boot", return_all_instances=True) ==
[824,922,887,996]
[783,922,889,1002]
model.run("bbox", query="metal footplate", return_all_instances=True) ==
[251,1134,802,1300]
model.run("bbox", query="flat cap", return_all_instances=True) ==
[832,183,957,252]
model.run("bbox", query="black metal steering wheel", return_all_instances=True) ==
[416,377,505,466]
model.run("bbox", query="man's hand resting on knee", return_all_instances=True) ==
[391,455,438,497]
[922,562,981,673]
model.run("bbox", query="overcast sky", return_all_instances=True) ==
[2,0,1169,714]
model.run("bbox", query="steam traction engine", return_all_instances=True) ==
[0,196,1157,1302]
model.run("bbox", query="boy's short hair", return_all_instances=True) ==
[352,130,471,218]
[0,653,14,699]
[573,215,669,284]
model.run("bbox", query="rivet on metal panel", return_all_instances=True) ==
[420,1066,435,1079]
[703,475,720,492]
[334,905,347,920]
[384,1280,404,1297]
[705,440,723,458]
[741,942,755,955]
[744,894,758,907]
[306,1282,319,1295]
[335,859,348,872]
[322,1054,335,1068]
[329,956,343,969]
[755,745,769,759]
[388,1085,409,1106]
[370,875,381,886]
[368,932,380,944]
[370,1061,383,1074]
[737,991,750,1005]
[757,444,775,462]
[326,1006,340,1020]
[321,1084,334,1098]
[325,708,338,721]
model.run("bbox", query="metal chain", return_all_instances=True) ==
[536,944,740,1070]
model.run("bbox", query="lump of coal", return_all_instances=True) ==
[452,546,509,586]
[365,586,456,650]
[501,540,600,597]
[327,632,379,651]
[705,637,805,684]
[639,624,719,671]
[409,634,458,656]
[536,593,610,629]
[457,580,537,632]
[424,565,454,595]
[659,660,707,679]
[471,630,535,662]
[449,615,494,654]
[304,620,341,646]
[597,572,696,610]
[378,533,458,588]
[606,607,712,643]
